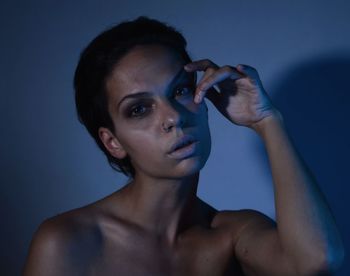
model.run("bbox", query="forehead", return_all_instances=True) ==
[106,45,186,100]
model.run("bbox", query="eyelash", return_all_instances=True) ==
[129,103,153,118]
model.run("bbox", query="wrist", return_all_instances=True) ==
[250,109,284,136]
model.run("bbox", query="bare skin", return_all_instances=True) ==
[23,45,344,275]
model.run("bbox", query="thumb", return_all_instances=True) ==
[236,64,260,80]
[236,64,263,86]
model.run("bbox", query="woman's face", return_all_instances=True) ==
[102,44,211,179]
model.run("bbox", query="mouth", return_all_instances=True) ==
[167,135,199,159]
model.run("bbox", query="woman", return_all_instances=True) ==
[23,16,344,275]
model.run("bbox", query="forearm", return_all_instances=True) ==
[252,110,344,273]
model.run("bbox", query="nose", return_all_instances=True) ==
[161,101,185,133]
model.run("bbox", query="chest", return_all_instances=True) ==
[86,228,244,276]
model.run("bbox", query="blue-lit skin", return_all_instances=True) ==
[98,45,344,274]
[181,60,345,274]
[101,45,211,179]
[184,60,277,129]
[23,44,344,276]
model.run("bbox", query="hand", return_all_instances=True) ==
[184,59,279,129]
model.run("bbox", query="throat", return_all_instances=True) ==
[121,174,202,243]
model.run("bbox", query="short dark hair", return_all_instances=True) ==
[74,16,192,178]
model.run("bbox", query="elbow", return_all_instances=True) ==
[299,245,345,275]
[322,246,345,274]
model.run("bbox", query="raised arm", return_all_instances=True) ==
[184,60,344,275]
[248,110,343,274]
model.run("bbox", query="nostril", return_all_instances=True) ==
[161,111,185,132]
[162,122,173,133]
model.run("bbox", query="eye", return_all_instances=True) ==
[174,85,194,98]
[124,98,154,119]
[130,104,148,117]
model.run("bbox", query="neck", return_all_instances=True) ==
[121,172,201,244]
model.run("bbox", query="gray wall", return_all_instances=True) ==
[1,0,349,275]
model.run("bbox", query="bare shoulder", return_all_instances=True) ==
[23,205,102,276]
[211,209,276,242]
[211,209,277,254]
[196,197,276,233]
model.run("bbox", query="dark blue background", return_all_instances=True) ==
[1,0,349,275]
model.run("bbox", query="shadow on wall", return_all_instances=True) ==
[254,52,350,276]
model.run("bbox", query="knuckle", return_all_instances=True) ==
[199,82,207,90]
[200,79,211,90]
[240,64,257,72]
[222,65,234,73]
[206,67,216,74]
[203,59,217,68]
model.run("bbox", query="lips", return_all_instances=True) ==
[167,135,199,159]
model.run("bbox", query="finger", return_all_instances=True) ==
[193,67,216,103]
[184,59,219,72]
[195,85,221,105]
[196,66,216,88]
[184,59,217,103]
[195,66,243,103]
[198,65,242,90]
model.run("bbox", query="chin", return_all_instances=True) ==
[134,145,211,180]
[168,155,209,179]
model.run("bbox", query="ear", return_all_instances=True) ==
[98,127,127,159]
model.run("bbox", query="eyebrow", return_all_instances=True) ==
[117,68,192,109]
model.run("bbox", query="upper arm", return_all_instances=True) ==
[232,210,297,276]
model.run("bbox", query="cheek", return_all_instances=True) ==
[115,110,161,142]
[119,131,159,159]
[182,97,205,114]
[125,136,165,174]
[120,115,157,131]
[192,101,208,121]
